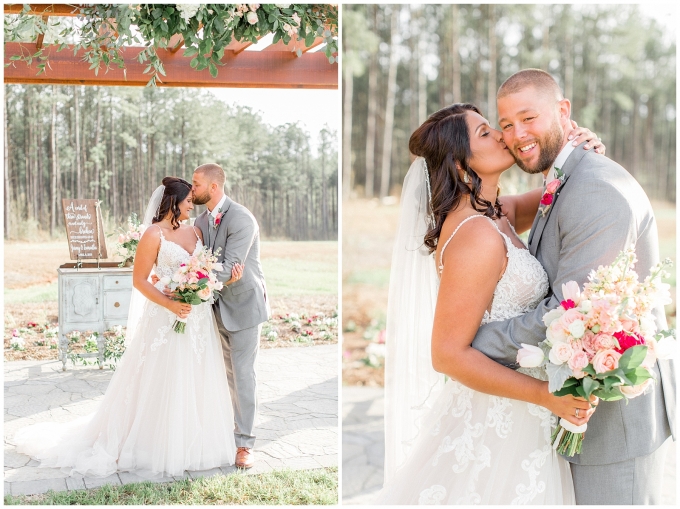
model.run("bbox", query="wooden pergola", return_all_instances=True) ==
[3,4,338,89]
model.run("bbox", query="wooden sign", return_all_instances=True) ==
[62,199,107,260]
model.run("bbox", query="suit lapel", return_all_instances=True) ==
[527,143,589,256]
[211,196,233,252]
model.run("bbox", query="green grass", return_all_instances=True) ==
[4,467,338,505]
[4,282,58,304]
[345,268,392,288]
[262,258,337,296]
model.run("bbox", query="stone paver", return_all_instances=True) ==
[4,345,337,497]
[342,386,677,505]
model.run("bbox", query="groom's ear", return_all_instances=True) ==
[558,98,571,124]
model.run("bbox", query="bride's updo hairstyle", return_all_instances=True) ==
[153,177,192,230]
[409,103,503,253]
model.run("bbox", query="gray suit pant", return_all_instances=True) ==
[570,437,672,505]
[213,302,261,449]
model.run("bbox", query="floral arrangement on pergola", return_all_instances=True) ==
[4,4,338,86]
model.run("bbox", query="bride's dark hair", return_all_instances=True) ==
[409,103,503,253]
[152,177,192,230]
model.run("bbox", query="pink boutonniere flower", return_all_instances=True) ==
[213,211,223,229]
[538,166,565,217]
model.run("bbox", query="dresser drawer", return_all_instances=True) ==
[103,275,132,290]
[103,289,132,319]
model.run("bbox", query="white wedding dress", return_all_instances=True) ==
[378,215,575,505]
[14,229,236,479]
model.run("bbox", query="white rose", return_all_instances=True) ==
[549,341,574,366]
[160,276,172,286]
[568,320,586,339]
[655,336,677,360]
[246,11,258,24]
[517,343,545,368]
[579,299,592,313]
[543,307,565,328]
[275,3,291,7]
[546,321,567,346]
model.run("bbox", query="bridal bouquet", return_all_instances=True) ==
[160,246,224,333]
[517,249,675,456]
[114,213,146,267]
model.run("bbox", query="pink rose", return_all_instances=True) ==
[197,287,212,300]
[118,234,126,243]
[592,349,622,374]
[568,350,589,372]
[596,333,617,350]
[581,331,599,359]
[558,308,585,330]
[540,193,553,206]
[546,179,561,194]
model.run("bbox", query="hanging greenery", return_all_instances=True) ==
[4,4,338,86]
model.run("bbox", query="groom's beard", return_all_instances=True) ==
[512,120,563,175]
[192,190,211,206]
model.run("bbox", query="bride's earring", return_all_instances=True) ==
[463,171,471,184]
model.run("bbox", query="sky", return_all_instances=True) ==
[207,88,339,154]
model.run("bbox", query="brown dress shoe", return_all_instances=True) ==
[235,447,254,469]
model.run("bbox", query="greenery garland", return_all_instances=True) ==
[4,3,338,86]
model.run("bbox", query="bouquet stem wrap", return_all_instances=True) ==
[173,315,189,334]
[551,419,588,456]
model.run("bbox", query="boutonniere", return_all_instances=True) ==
[539,166,565,217]
[213,211,223,229]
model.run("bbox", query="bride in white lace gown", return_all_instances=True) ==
[377,105,604,504]
[15,177,241,479]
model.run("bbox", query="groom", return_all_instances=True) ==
[471,69,676,504]
[192,163,270,469]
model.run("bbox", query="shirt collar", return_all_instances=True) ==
[209,195,227,217]
[545,142,575,184]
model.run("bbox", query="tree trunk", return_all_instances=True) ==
[74,86,82,198]
[451,4,461,102]
[342,45,354,200]
[380,5,400,199]
[94,87,101,200]
[4,91,11,239]
[486,4,497,127]
[50,86,58,237]
[364,5,379,198]
[110,94,117,221]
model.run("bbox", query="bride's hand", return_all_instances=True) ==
[230,263,244,283]
[569,120,606,155]
[541,383,599,427]
[167,300,192,319]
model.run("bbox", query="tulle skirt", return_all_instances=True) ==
[376,377,575,504]
[14,299,236,479]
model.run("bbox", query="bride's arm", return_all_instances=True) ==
[432,221,594,426]
[133,227,192,317]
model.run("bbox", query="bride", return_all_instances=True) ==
[15,176,243,479]
[377,104,604,504]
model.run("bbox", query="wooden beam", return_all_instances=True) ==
[263,36,326,54]
[35,16,49,50]
[4,4,83,16]
[3,42,338,89]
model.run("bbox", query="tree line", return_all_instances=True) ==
[4,85,338,241]
[343,4,676,202]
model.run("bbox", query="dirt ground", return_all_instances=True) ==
[4,241,338,362]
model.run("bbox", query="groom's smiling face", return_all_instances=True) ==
[497,86,569,175]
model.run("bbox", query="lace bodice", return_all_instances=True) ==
[153,226,202,283]
[439,215,549,326]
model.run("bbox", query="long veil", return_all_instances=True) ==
[123,185,164,347]
[383,157,446,483]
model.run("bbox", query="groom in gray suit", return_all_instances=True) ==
[471,69,676,504]
[192,163,270,469]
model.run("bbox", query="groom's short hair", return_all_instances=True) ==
[498,69,564,101]
[194,163,226,187]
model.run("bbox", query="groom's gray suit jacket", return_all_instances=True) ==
[471,143,676,466]
[195,196,270,331]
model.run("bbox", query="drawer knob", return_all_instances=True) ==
[114,302,120,308]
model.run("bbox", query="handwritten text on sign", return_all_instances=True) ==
[62,199,108,260]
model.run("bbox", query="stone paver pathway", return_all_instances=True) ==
[342,386,676,505]
[4,344,337,497]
